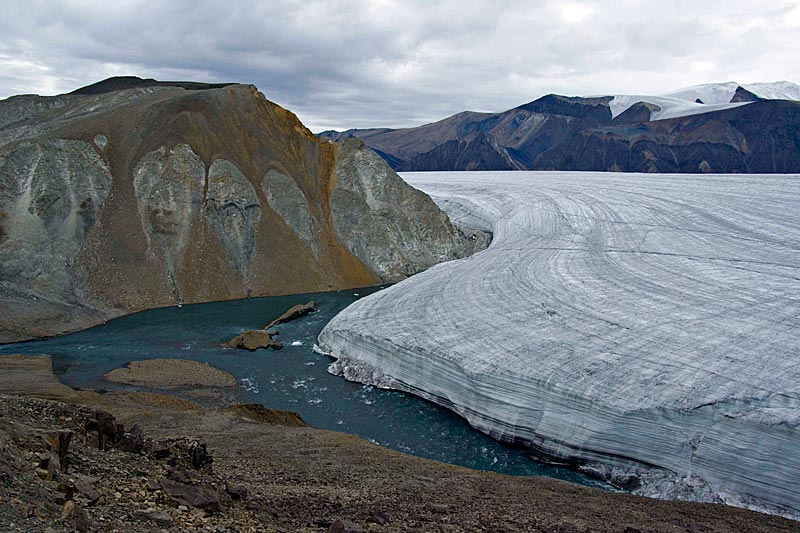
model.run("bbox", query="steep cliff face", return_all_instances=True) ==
[330,139,489,279]
[0,78,485,342]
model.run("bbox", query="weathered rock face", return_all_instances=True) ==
[331,139,489,279]
[0,139,111,301]
[0,77,486,342]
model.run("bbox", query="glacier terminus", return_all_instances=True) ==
[318,171,800,519]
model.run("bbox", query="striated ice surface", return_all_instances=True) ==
[318,171,800,518]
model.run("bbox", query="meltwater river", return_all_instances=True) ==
[0,287,609,489]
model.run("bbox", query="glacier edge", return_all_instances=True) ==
[318,171,800,519]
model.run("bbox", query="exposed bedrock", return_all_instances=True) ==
[331,139,489,279]
[0,77,486,342]
[318,171,800,519]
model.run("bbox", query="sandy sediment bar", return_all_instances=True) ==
[104,358,237,388]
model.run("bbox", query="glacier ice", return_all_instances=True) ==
[318,171,800,518]
[608,80,800,121]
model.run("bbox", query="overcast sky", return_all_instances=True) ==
[1,0,798,131]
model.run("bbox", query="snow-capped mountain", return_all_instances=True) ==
[608,81,800,120]
[664,80,800,105]
[319,81,800,173]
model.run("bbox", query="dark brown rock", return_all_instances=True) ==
[168,468,192,484]
[86,410,119,450]
[226,329,283,351]
[47,430,72,471]
[159,478,220,511]
[134,509,174,527]
[730,86,762,103]
[329,519,364,533]
[35,460,55,481]
[368,510,391,525]
[225,483,248,500]
[188,440,212,469]
[74,480,101,506]
[116,424,144,453]
[61,500,88,532]
[264,301,318,329]
[144,439,171,459]
[57,482,75,501]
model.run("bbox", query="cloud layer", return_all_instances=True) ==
[1,0,798,130]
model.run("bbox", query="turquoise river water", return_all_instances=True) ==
[0,287,610,489]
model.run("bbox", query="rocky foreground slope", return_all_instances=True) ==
[0,77,486,342]
[2,355,797,532]
[320,81,800,173]
[318,171,800,519]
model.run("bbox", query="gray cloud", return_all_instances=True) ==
[0,0,798,131]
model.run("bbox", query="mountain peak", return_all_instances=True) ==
[70,76,236,95]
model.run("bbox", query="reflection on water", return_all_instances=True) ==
[1,287,611,489]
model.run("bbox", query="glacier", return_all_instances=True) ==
[607,80,800,121]
[318,171,800,518]
[663,80,800,105]
[607,94,750,121]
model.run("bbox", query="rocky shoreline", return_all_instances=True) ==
[0,355,797,532]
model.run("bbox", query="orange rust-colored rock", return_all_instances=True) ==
[0,77,487,342]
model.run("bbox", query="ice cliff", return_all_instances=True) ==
[318,171,800,518]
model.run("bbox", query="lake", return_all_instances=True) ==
[0,286,610,489]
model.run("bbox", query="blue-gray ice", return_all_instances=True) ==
[318,171,800,518]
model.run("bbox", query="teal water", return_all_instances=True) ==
[1,287,610,489]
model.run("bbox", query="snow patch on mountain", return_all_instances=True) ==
[608,95,748,121]
[609,81,800,121]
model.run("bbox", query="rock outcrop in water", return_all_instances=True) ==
[318,171,800,519]
[263,301,317,330]
[226,329,283,351]
[0,77,487,342]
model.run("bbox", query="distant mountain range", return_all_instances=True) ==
[319,82,800,173]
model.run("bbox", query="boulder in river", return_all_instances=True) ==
[263,301,318,329]
[226,329,283,351]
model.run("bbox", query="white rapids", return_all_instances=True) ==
[318,171,800,518]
